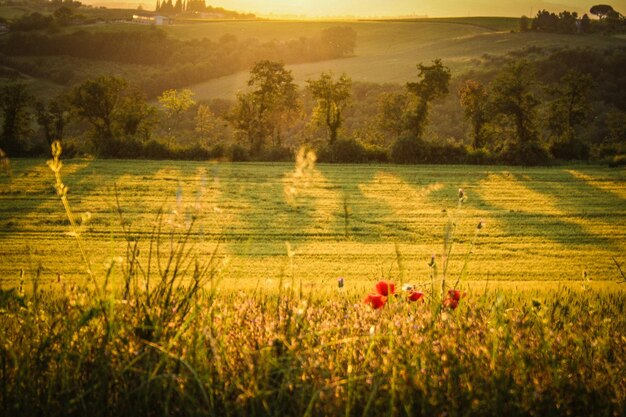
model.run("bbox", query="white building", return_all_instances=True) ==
[132,14,172,25]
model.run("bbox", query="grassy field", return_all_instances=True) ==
[1,157,625,415]
[1,158,624,290]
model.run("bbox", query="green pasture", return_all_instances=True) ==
[0,159,624,290]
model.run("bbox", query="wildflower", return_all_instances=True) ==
[443,289,465,310]
[364,293,387,309]
[407,290,425,302]
[375,280,395,297]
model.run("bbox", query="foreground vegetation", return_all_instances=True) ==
[0,149,624,416]
[1,279,625,416]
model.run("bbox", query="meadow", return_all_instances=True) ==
[0,155,625,416]
[1,158,624,289]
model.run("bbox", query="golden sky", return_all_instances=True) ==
[203,0,626,17]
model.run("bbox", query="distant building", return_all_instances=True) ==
[132,14,172,25]
[198,12,224,19]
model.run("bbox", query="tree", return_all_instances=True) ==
[404,59,451,139]
[547,71,593,140]
[70,75,126,154]
[376,92,408,143]
[532,10,559,32]
[459,80,489,149]
[230,60,298,153]
[53,6,74,26]
[319,26,357,58]
[580,14,592,32]
[116,89,155,142]
[0,81,32,155]
[36,93,70,147]
[194,104,220,144]
[590,4,615,19]
[306,72,352,145]
[490,61,539,146]
[158,89,195,145]
[519,15,530,32]
[557,11,578,33]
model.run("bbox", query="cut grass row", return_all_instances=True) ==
[0,159,624,289]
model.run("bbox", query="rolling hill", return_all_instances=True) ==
[162,19,626,100]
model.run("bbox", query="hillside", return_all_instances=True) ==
[178,20,626,100]
[1,16,624,101]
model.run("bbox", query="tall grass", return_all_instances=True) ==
[0,145,624,416]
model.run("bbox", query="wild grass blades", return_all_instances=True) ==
[613,256,626,284]
[1,155,625,416]
[47,141,99,294]
[440,188,468,301]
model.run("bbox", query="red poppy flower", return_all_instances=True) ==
[407,290,424,302]
[443,289,466,310]
[364,293,387,309]
[448,289,462,301]
[442,297,459,310]
[375,280,395,296]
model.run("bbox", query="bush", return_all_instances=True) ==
[501,141,552,166]
[550,137,590,161]
[608,154,626,167]
[228,144,249,162]
[363,144,389,162]
[466,147,494,165]
[143,139,173,159]
[391,136,430,164]
[318,138,367,163]
[256,145,293,162]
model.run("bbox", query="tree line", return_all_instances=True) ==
[1,47,624,166]
[520,3,625,34]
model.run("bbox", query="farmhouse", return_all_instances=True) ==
[132,14,173,25]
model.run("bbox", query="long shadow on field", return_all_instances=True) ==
[220,163,333,257]
[515,170,624,252]
[463,169,621,252]
[317,165,401,242]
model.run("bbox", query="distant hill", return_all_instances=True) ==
[178,19,625,100]
[0,16,624,101]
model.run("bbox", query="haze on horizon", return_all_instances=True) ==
[87,0,626,17]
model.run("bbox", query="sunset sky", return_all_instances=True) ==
[91,0,626,17]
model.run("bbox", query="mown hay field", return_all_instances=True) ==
[1,159,624,291]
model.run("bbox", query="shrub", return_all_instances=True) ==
[363,144,389,162]
[550,136,590,161]
[608,154,626,167]
[318,138,367,163]
[228,144,249,162]
[391,136,428,164]
[143,139,173,159]
[501,141,552,166]
[256,145,293,162]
